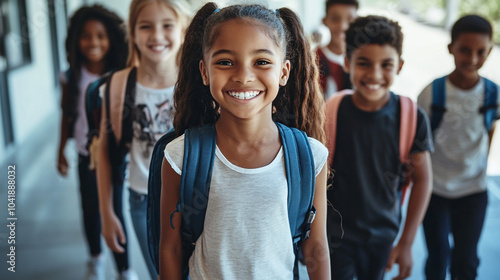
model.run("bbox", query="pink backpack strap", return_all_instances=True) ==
[324,89,353,166]
[108,67,134,142]
[399,95,418,202]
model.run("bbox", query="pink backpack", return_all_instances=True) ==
[324,90,417,203]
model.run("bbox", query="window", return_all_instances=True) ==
[2,0,31,70]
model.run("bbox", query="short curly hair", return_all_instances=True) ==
[345,15,403,59]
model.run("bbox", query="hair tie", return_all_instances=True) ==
[212,8,220,14]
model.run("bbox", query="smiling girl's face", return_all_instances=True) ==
[199,18,290,121]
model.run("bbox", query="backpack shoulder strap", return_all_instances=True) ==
[430,75,447,131]
[399,96,418,164]
[481,77,498,131]
[107,67,136,144]
[105,67,137,166]
[324,89,353,166]
[179,124,217,243]
[276,123,315,240]
[275,122,316,280]
[147,129,177,275]
[399,95,418,203]
[120,67,137,147]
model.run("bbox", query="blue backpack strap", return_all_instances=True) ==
[276,122,316,280]
[177,124,217,279]
[146,128,177,274]
[480,78,498,131]
[431,75,447,131]
[180,124,217,232]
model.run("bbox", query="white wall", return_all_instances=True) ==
[66,0,86,17]
[7,0,64,144]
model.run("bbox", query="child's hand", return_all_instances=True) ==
[57,153,69,176]
[101,212,126,253]
[385,242,413,280]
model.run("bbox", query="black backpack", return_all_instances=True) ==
[85,67,138,167]
[84,68,136,189]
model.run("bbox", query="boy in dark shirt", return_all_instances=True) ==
[325,15,434,280]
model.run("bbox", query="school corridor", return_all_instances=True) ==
[1,2,500,280]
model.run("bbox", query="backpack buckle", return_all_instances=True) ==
[302,207,317,240]
[307,209,316,224]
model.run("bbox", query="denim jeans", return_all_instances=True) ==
[423,192,488,280]
[330,239,393,280]
[129,188,158,280]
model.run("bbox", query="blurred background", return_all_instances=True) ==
[0,0,499,279]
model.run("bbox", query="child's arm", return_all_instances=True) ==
[302,164,331,279]
[488,121,497,150]
[57,82,70,176]
[96,94,126,253]
[159,158,182,279]
[386,151,432,280]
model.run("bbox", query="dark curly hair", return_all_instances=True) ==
[173,2,325,143]
[63,4,128,119]
[345,15,403,60]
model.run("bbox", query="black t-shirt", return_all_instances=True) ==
[328,92,433,244]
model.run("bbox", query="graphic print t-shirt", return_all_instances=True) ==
[128,83,174,194]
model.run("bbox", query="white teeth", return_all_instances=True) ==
[151,45,166,51]
[366,84,381,90]
[227,91,260,100]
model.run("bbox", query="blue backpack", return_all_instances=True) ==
[431,76,498,131]
[147,122,317,279]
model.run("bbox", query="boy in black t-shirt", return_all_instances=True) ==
[324,16,434,280]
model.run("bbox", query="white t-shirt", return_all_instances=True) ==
[128,83,174,194]
[417,77,500,198]
[60,67,100,156]
[320,46,345,98]
[164,132,328,280]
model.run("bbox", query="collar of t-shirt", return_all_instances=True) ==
[320,46,345,66]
